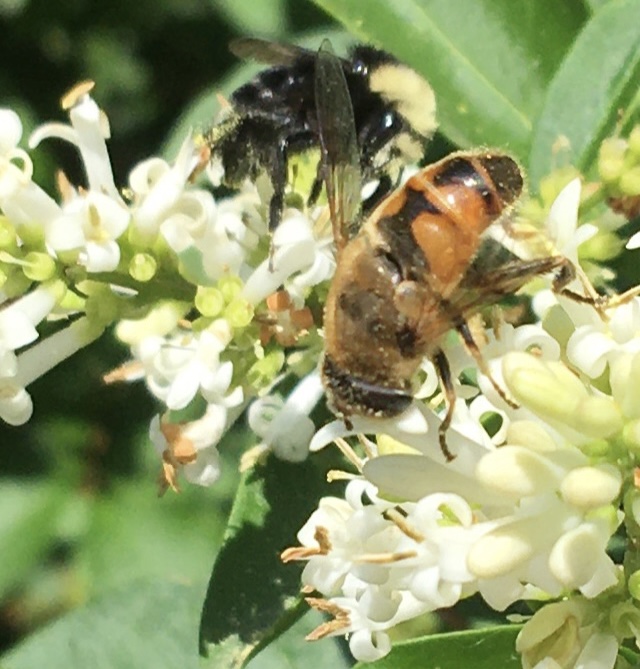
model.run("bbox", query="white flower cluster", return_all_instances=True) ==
[285,179,640,667]
[0,83,332,491]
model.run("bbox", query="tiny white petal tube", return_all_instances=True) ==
[0,284,58,350]
[67,95,120,201]
[348,629,391,663]
[0,109,23,152]
[0,384,33,425]
[16,317,103,387]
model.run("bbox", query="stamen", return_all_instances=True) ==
[384,507,425,542]
[305,598,351,639]
[333,437,364,472]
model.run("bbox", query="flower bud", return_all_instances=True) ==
[503,353,585,421]
[195,286,224,317]
[218,274,243,302]
[504,353,622,439]
[506,420,557,453]
[573,395,622,439]
[476,446,560,497]
[23,251,56,282]
[620,166,640,197]
[560,465,621,510]
[628,125,640,158]
[129,252,157,282]
[516,600,585,669]
[598,138,627,184]
[224,297,253,328]
[468,525,534,578]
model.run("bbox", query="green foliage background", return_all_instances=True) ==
[0,0,639,667]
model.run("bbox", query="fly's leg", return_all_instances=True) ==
[455,318,518,410]
[432,349,457,462]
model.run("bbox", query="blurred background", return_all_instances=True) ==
[0,0,337,657]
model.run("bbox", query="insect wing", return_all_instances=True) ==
[454,255,567,314]
[314,39,362,253]
[229,37,311,67]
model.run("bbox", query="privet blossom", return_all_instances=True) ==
[2,83,640,668]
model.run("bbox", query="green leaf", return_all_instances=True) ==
[356,626,522,669]
[529,0,640,185]
[78,479,227,596]
[246,611,350,669]
[2,580,205,669]
[312,0,588,160]
[199,451,343,669]
[0,480,69,599]
[209,0,288,37]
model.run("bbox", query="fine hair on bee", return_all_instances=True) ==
[204,37,437,235]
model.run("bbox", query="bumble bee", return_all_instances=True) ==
[205,37,437,232]
[312,41,583,460]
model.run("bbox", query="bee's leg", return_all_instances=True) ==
[455,318,519,410]
[432,349,456,462]
[307,162,323,208]
[268,137,289,234]
[265,137,292,271]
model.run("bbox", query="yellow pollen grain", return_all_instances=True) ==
[61,80,95,110]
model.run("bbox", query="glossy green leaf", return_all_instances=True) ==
[209,0,288,37]
[199,451,343,669]
[0,480,69,599]
[2,580,204,669]
[529,0,640,185]
[312,0,588,160]
[356,626,522,669]
[245,611,349,669]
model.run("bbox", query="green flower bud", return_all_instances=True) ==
[247,350,285,388]
[620,166,640,196]
[128,253,157,282]
[628,570,640,600]
[628,125,640,159]
[598,138,627,184]
[195,286,224,317]
[224,298,253,328]
[23,251,56,282]
[218,275,243,303]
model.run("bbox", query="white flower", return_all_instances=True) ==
[0,317,103,425]
[133,323,242,411]
[30,82,121,202]
[248,372,324,462]
[242,207,335,306]
[516,600,619,669]
[149,403,229,492]
[0,284,59,351]
[567,297,640,378]
[48,190,130,271]
[0,108,61,234]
